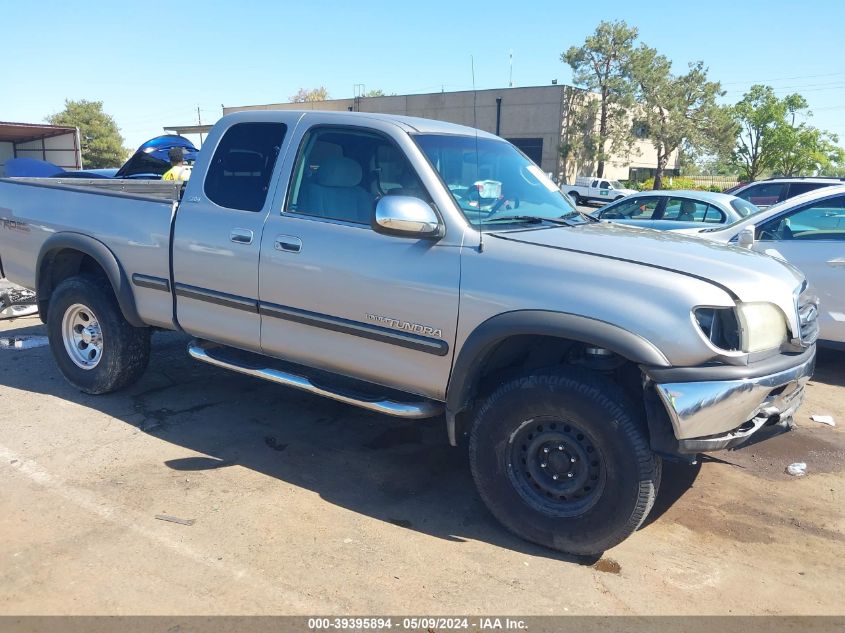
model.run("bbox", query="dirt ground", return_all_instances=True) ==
[0,313,842,615]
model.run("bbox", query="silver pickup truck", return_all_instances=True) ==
[0,111,818,555]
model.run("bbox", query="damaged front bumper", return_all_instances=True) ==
[648,346,815,454]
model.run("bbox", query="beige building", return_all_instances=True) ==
[215,85,679,184]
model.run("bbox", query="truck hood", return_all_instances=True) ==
[491,222,805,305]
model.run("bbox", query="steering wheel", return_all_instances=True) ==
[484,196,520,218]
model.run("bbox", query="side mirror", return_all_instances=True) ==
[372,196,442,238]
[737,225,756,249]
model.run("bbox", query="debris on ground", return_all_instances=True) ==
[786,462,808,477]
[0,335,50,350]
[154,514,195,526]
[0,286,38,320]
[810,414,836,427]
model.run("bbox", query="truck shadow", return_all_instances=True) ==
[1,321,711,562]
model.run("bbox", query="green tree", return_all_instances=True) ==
[562,20,638,178]
[627,48,725,189]
[364,89,386,97]
[47,99,127,169]
[731,85,804,181]
[770,124,844,176]
[289,87,330,102]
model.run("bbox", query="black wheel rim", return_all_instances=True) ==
[506,416,606,517]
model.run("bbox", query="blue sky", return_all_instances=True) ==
[3,0,844,150]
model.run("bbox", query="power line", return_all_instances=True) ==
[719,71,845,85]
[723,83,845,95]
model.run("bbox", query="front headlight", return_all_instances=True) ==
[736,302,787,353]
[694,303,787,353]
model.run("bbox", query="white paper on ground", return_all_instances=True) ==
[810,415,836,427]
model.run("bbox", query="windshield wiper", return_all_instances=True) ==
[572,209,598,222]
[483,215,577,226]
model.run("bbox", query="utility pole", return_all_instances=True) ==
[196,106,204,146]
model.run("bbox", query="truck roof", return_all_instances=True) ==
[219,109,501,139]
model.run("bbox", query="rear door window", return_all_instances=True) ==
[662,198,715,222]
[204,122,287,212]
[786,182,827,198]
[737,182,786,207]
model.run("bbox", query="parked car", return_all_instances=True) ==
[564,176,637,206]
[0,111,818,555]
[730,177,845,209]
[592,190,758,230]
[675,185,845,346]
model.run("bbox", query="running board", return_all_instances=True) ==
[187,340,442,419]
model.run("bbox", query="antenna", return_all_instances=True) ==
[509,50,513,88]
[471,55,483,253]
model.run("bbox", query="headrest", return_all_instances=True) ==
[223,151,263,174]
[680,199,696,213]
[317,156,362,187]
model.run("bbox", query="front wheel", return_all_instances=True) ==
[469,368,660,556]
[47,276,151,394]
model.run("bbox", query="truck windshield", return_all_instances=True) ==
[414,134,581,226]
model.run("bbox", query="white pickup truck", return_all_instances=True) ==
[564,176,637,206]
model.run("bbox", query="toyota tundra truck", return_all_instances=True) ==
[0,111,818,555]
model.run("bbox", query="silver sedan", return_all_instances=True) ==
[591,190,758,230]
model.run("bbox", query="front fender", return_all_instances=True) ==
[444,310,670,445]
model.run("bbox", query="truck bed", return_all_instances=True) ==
[0,177,178,329]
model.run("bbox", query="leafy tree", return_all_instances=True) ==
[732,86,803,180]
[562,20,638,178]
[290,87,330,103]
[627,48,725,189]
[770,124,844,177]
[364,89,387,97]
[47,99,128,168]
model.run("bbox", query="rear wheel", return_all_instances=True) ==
[47,276,150,394]
[568,191,583,206]
[469,368,660,555]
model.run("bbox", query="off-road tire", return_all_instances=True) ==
[469,367,661,556]
[47,276,150,394]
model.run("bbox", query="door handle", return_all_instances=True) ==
[274,235,302,253]
[230,228,254,245]
[827,258,845,267]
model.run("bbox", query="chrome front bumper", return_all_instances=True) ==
[653,349,815,452]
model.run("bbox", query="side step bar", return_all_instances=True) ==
[187,340,443,419]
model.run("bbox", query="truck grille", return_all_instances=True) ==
[797,297,819,346]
